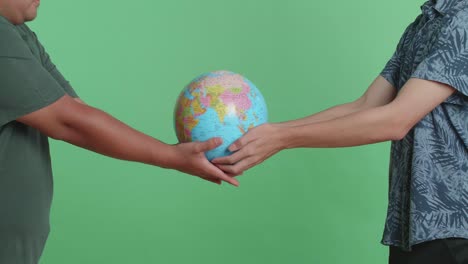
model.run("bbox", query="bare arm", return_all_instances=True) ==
[277,76,397,127]
[74,97,86,104]
[17,95,239,186]
[284,78,454,147]
[214,78,455,174]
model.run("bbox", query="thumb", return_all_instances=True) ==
[195,137,223,153]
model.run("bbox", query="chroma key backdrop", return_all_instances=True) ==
[30,0,421,263]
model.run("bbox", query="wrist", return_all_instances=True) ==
[151,143,179,169]
[276,124,293,150]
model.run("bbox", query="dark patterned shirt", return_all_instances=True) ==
[381,0,468,251]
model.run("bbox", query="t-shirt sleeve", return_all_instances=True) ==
[381,51,401,88]
[0,24,66,127]
[412,10,468,97]
[380,18,420,88]
[31,31,79,98]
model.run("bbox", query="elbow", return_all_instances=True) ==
[17,95,85,142]
[385,118,413,141]
[45,123,71,141]
[388,126,410,141]
[48,103,97,143]
[46,107,85,142]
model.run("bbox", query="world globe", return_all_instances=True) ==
[174,70,268,160]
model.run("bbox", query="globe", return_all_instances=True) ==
[174,70,268,161]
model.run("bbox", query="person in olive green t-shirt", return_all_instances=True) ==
[0,0,240,263]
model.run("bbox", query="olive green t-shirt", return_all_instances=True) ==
[0,15,77,238]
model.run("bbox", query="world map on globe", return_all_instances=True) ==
[174,70,268,160]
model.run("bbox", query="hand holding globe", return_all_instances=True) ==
[174,70,268,161]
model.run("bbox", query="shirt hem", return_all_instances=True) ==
[381,234,468,252]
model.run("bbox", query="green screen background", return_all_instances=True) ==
[29,0,421,263]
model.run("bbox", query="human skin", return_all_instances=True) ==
[0,0,240,186]
[0,0,39,24]
[212,76,455,175]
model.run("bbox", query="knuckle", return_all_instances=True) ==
[224,167,234,174]
[221,167,231,174]
[246,148,255,156]
[231,167,241,175]
[193,144,202,153]
[209,139,216,147]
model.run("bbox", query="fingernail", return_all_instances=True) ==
[229,145,237,152]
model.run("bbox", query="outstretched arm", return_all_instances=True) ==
[277,76,397,127]
[17,95,239,186]
[213,78,455,175]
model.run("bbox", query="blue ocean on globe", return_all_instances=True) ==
[174,70,268,160]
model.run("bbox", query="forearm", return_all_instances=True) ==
[279,76,398,127]
[213,78,453,175]
[17,95,239,184]
[281,104,404,149]
[56,104,176,168]
[277,100,364,127]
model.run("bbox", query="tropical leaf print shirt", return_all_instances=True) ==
[381,0,468,251]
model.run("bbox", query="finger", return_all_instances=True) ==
[216,165,244,177]
[235,157,259,172]
[216,165,237,175]
[204,163,239,187]
[195,137,223,153]
[202,177,222,185]
[217,157,257,175]
[228,134,253,152]
[212,148,247,165]
[227,172,243,177]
